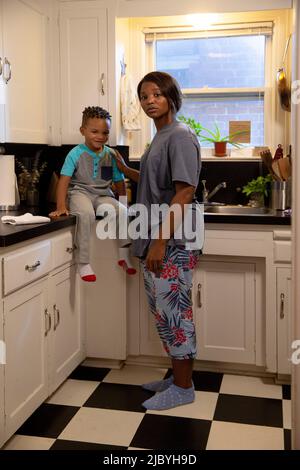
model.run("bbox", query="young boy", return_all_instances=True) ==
[49,106,135,282]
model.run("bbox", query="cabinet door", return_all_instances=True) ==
[0,299,4,447]
[49,265,84,393]
[277,267,292,375]
[85,237,127,360]
[0,2,5,142]
[3,279,48,439]
[59,5,108,144]
[2,0,48,143]
[195,260,256,364]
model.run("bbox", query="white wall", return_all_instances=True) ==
[116,0,292,17]
[291,0,300,452]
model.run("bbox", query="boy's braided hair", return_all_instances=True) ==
[82,106,111,126]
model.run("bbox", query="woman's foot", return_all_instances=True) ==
[78,263,96,282]
[142,383,195,410]
[142,375,173,392]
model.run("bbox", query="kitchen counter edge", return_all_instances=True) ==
[0,215,76,247]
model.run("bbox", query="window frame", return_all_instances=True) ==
[145,26,272,152]
[125,11,291,160]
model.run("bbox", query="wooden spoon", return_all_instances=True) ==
[272,160,283,180]
[261,150,280,180]
[278,157,291,181]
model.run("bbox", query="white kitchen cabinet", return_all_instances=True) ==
[194,259,256,364]
[0,0,49,143]
[127,227,270,369]
[137,258,258,364]
[0,283,4,448]
[59,2,108,144]
[0,228,84,443]
[85,234,127,361]
[48,264,84,393]
[3,278,49,439]
[277,267,292,375]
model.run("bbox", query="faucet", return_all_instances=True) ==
[202,180,227,203]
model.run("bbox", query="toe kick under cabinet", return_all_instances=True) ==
[0,228,85,446]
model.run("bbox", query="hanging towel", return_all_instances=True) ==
[1,213,51,225]
[120,74,141,131]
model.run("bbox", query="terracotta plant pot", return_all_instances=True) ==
[214,141,228,157]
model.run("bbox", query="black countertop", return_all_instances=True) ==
[204,211,291,225]
[0,206,291,248]
[0,207,76,247]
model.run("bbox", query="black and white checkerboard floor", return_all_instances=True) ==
[1,365,291,450]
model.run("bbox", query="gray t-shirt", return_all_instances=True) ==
[131,119,202,258]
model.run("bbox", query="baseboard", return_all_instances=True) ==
[125,355,277,378]
[82,358,125,369]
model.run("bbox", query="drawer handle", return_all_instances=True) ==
[25,260,41,272]
[197,283,202,308]
[53,304,60,331]
[66,246,75,253]
[280,293,285,319]
[44,308,51,336]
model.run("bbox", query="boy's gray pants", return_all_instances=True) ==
[69,191,130,264]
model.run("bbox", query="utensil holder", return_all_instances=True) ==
[270,180,291,210]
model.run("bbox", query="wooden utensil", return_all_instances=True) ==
[272,160,283,180]
[261,150,281,180]
[277,157,291,181]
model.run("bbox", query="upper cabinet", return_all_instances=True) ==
[0,0,49,143]
[59,3,108,144]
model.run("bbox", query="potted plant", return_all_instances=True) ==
[242,174,273,207]
[178,116,245,157]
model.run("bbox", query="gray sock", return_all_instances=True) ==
[142,383,195,410]
[142,375,173,392]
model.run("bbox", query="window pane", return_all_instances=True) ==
[180,96,264,146]
[156,35,265,88]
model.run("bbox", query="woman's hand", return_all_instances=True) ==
[146,239,167,275]
[112,149,127,173]
[49,207,69,218]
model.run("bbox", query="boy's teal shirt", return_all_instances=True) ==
[60,143,124,196]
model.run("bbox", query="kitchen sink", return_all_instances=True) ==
[204,205,274,215]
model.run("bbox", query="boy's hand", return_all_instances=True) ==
[49,208,69,218]
[112,149,127,173]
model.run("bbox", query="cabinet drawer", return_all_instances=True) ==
[52,231,75,269]
[273,241,292,263]
[3,241,52,295]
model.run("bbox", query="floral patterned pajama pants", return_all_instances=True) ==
[141,245,201,360]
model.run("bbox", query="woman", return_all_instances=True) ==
[114,71,203,410]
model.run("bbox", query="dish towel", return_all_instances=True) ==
[120,74,141,131]
[1,212,51,225]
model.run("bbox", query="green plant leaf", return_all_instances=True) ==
[178,116,246,146]
[242,174,273,197]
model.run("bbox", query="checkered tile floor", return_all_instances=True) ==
[1,365,291,450]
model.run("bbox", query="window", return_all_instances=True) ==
[145,23,272,148]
